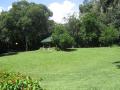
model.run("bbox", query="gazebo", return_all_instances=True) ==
[41,36,52,48]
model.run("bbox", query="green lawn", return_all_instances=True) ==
[0,48,120,90]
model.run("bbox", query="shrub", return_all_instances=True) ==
[52,24,75,50]
[59,33,75,50]
[0,71,43,90]
[99,26,119,46]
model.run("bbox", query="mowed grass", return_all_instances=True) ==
[0,47,120,90]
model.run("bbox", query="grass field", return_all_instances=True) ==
[0,47,120,90]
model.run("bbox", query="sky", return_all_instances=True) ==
[0,0,84,23]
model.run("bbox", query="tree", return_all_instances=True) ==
[112,6,120,29]
[0,11,13,52]
[52,24,75,50]
[79,3,93,13]
[99,0,120,13]
[99,26,119,46]
[17,16,32,51]
[66,14,80,47]
[79,13,101,47]
[0,0,53,51]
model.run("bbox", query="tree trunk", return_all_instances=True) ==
[25,36,28,51]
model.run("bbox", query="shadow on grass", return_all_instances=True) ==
[64,48,77,52]
[113,61,120,69]
[0,52,18,57]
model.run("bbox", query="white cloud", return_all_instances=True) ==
[48,0,79,23]
[0,7,3,13]
[7,5,12,11]
[0,5,12,13]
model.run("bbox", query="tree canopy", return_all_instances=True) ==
[0,0,120,52]
[0,0,53,52]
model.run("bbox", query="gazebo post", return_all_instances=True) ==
[42,43,45,50]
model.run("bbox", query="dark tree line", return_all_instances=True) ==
[0,0,120,52]
[0,0,53,53]
[52,0,120,49]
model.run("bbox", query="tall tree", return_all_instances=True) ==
[0,0,53,52]
[66,14,80,47]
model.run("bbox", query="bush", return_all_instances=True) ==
[0,71,43,90]
[99,26,119,46]
[59,32,75,50]
[52,24,75,50]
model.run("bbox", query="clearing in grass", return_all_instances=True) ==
[0,47,120,90]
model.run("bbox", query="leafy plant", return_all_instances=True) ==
[52,24,75,50]
[0,71,43,90]
[99,25,119,46]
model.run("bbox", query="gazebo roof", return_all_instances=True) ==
[41,36,52,43]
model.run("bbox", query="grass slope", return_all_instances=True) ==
[0,48,120,90]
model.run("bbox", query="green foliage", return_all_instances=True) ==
[79,13,101,47]
[99,26,119,46]
[0,0,52,52]
[0,71,43,90]
[112,6,120,29]
[0,0,120,52]
[65,14,80,47]
[79,3,93,13]
[100,0,120,13]
[73,0,120,47]
[59,32,75,50]
[52,24,75,50]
